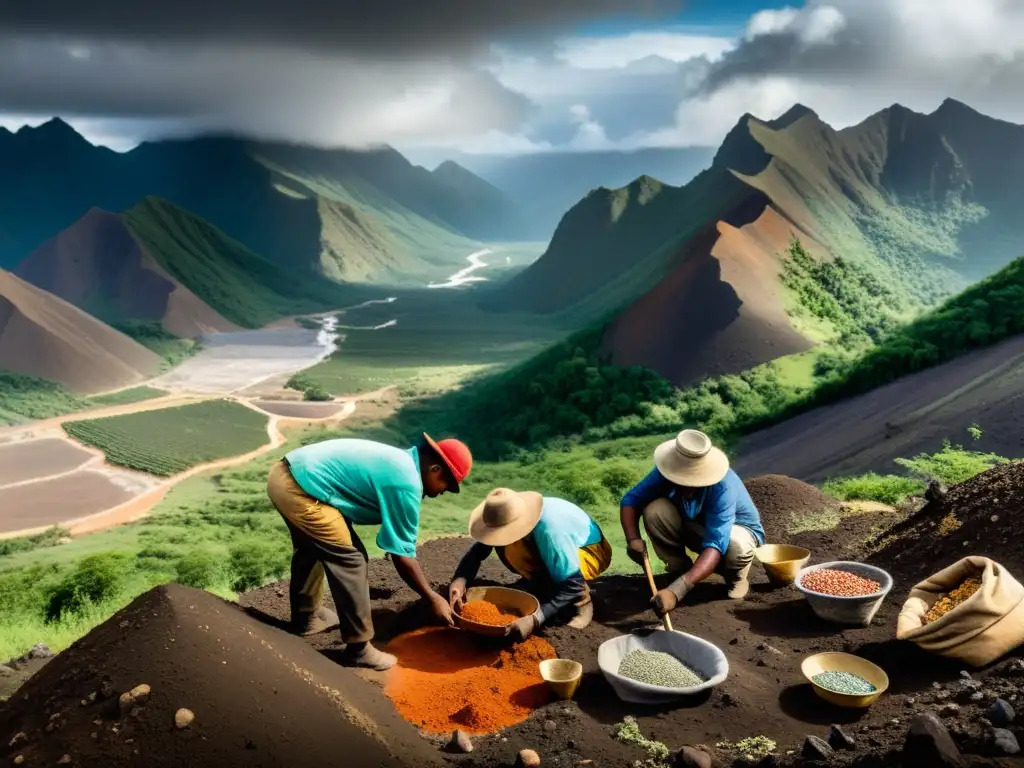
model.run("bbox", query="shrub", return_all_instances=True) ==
[175,549,225,589]
[303,385,333,402]
[822,474,925,506]
[228,540,289,592]
[45,553,131,622]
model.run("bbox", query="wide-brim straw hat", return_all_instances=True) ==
[654,429,729,487]
[468,487,543,547]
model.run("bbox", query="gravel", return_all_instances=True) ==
[617,650,704,689]
[811,671,878,695]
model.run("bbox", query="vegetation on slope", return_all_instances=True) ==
[0,372,87,425]
[63,400,269,476]
[87,386,169,407]
[124,197,363,328]
[112,320,197,369]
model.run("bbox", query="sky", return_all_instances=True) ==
[1,0,1024,158]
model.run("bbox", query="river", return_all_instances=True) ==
[427,248,493,289]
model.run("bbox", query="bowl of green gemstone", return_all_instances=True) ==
[801,652,889,708]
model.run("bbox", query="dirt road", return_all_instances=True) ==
[734,334,1024,482]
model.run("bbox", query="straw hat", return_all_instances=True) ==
[654,429,729,487]
[468,488,543,547]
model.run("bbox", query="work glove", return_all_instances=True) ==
[651,575,691,618]
[448,578,468,611]
[626,538,648,567]
[427,592,455,627]
[506,612,539,642]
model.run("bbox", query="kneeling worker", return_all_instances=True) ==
[620,429,765,616]
[448,489,612,641]
[267,434,472,671]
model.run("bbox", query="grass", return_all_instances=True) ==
[87,386,169,407]
[0,371,87,424]
[62,400,269,476]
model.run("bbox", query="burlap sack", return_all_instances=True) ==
[897,556,1024,668]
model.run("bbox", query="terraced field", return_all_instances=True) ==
[62,400,269,476]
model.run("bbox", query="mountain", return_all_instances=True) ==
[17,198,374,331]
[436,147,715,239]
[0,268,161,393]
[499,100,1024,386]
[0,120,527,284]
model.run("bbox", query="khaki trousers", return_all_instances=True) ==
[641,498,757,586]
[266,459,373,644]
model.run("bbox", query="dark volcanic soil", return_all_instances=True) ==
[744,474,841,541]
[241,528,1024,767]
[0,584,445,768]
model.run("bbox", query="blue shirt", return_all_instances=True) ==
[285,439,422,558]
[621,468,765,555]
[532,497,604,582]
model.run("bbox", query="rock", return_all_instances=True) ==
[802,735,833,762]
[991,659,1024,679]
[28,643,54,660]
[969,692,984,703]
[12,756,24,765]
[960,671,973,680]
[675,746,713,768]
[986,699,1015,727]
[954,679,983,702]
[905,698,917,707]
[940,703,962,718]
[8,732,26,747]
[991,728,1020,755]
[0,664,13,677]
[925,480,948,502]
[828,725,855,751]
[516,748,541,768]
[543,720,557,734]
[175,708,195,730]
[129,684,151,704]
[903,713,965,768]
[57,756,71,765]
[118,692,135,716]
[757,643,784,656]
[98,680,115,699]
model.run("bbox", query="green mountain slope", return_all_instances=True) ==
[497,100,1024,386]
[0,120,526,284]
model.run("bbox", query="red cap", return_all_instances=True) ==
[424,433,472,492]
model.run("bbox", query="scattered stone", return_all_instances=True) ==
[905,698,917,707]
[118,693,134,717]
[129,684,151,704]
[828,726,855,751]
[986,699,1015,727]
[991,659,1024,678]
[57,756,71,765]
[446,729,473,754]
[802,735,833,762]
[12,756,24,766]
[757,643,784,656]
[925,480,948,502]
[991,728,1020,756]
[543,720,557,736]
[98,681,115,699]
[940,703,961,718]
[516,748,541,768]
[729,638,739,645]
[903,713,965,768]
[969,692,985,703]
[890,719,901,727]
[960,671,973,680]
[45,723,56,733]
[129,706,143,719]
[675,745,712,768]
[28,643,54,660]
[175,708,195,730]
[954,679,982,702]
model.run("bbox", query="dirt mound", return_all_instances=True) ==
[0,269,161,393]
[744,473,840,541]
[870,462,1024,580]
[16,208,238,338]
[0,584,444,768]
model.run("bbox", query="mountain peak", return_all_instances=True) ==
[16,117,91,146]
[770,103,819,129]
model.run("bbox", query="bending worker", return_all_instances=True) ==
[267,434,472,671]
[448,488,612,641]
[620,429,765,616]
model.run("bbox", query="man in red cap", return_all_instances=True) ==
[267,433,472,670]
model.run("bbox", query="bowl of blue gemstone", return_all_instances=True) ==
[802,652,889,708]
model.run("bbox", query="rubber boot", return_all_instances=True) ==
[566,600,593,630]
[293,606,340,637]
[341,642,397,671]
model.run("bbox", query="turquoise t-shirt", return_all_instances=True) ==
[285,439,422,558]
[532,497,604,583]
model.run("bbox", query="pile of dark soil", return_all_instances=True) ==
[744,474,840,541]
[242,533,1024,768]
[870,462,1024,581]
[0,584,444,768]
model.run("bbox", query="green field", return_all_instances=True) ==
[0,372,87,425]
[87,386,169,407]
[62,400,269,476]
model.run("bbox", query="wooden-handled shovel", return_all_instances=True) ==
[642,551,673,632]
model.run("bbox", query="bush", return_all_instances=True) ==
[45,553,131,622]
[175,549,225,589]
[303,385,333,402]
[228,540,288,592]
[895,442,1010,485]
[822,474,925,506]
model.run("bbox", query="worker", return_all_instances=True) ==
[447,488,612,641]
[619,429,765,616]
[266,433,472,671]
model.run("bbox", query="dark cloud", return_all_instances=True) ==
[0,0,683,57]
